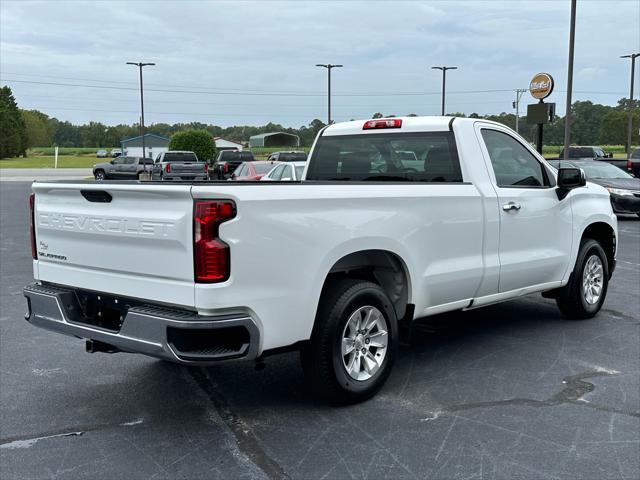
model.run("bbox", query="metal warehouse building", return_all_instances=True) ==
[121,134,170,160]
[249,132,300,148]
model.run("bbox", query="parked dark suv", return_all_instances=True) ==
[93,156,153,180]
[266,151,308,162]
[212,150,256,179]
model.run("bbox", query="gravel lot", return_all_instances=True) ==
[1,181,638,480]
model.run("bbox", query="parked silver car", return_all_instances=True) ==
[93,156,154,180]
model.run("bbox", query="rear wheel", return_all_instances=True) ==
[94,170,105,181]
[301,279,398,404]
[556,239,609,319]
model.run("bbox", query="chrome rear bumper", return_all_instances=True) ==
[23,283,259,365]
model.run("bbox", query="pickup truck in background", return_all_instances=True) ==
[557,145,639,177]
[24,117,617,404]
[93,156,154,180]
[212,150,256,179]
[152,151,208,181]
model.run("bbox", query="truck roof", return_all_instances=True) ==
[322,116,478,136]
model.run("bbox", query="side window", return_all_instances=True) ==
[124,157,136,165]
[481,129,548,188]
[112,157,125,165]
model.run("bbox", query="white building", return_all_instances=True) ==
[214,137,243,151]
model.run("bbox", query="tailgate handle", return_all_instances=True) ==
[81,190,112,203]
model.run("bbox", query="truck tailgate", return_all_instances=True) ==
[170,162,206,175]
[32,182,196,307]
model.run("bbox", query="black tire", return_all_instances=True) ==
[556,238,609,319]
[301,279,398,404]
[94,170,105,181]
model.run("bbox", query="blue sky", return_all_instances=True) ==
[1,0,638,127]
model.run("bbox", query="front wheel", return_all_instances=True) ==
[301,279,398,404]
[94,170,105,181]
[556,239,609,319]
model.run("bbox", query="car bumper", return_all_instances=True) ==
[611,194,640,214]
[23,283,260,365]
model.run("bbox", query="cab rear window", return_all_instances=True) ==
[305,132,462,182]
[164,153,199,162]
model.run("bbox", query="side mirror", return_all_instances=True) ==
[110,160,114,164]
[607,153,613,158]
[556,168,586,199]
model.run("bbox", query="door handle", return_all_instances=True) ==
[502,202,521,212]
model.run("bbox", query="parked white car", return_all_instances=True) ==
[261,161,307,181]
[24,116,617,403]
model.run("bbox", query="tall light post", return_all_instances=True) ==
[562,0,577,160]
[621,53,639,158]
[126,62,155,160]
[315,64,342,125]
[431,66,457,116]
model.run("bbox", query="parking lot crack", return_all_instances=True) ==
[188,367,290,480]
[439,371,640,418]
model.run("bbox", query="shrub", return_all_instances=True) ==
[168,130,216,161]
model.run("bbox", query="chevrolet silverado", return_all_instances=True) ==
[24,117,617,403]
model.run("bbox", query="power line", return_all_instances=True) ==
[0,77,539,97]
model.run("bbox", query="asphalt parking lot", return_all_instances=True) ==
[1,181,638,480]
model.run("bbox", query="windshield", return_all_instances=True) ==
[306,132,462,182]
[579,163,633,179]
[549,161,632,180]
[253,163,275,174]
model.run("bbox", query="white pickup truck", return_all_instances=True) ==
[24,117,617,403]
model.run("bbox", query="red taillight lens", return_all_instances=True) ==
[29,193,37,259]
[224,163,229,172]
[204,163,209,174]
[627,159,633,171]
[194,200,236,283]
[165,163,171,173]
[363,119,402,130]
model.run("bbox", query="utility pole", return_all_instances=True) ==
[620,53,639,158]
[126,62,155,162]
[315,64,342,125]
[431,66,458,116]
[513,89,527,134]
[562,0,577,160]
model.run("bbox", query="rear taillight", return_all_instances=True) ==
[204,163,209,174]
[165,163,171,173]
[224,163,229,173]
[627,159,633,171]
[29,193,37,259]
[363,119,402,130]
[193,200,236,283]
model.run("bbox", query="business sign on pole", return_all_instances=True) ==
[529,73,554,100]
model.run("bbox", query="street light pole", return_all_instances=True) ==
[431,66,458,116]
[562,0,577,161]
[126,62,155,161]
[621,53,639,158]
[316,64,342,125]
[513,89,527,134]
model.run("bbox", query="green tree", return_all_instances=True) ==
[0,86,27,158]
[169,129,217,161]
[21,109,53,147]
